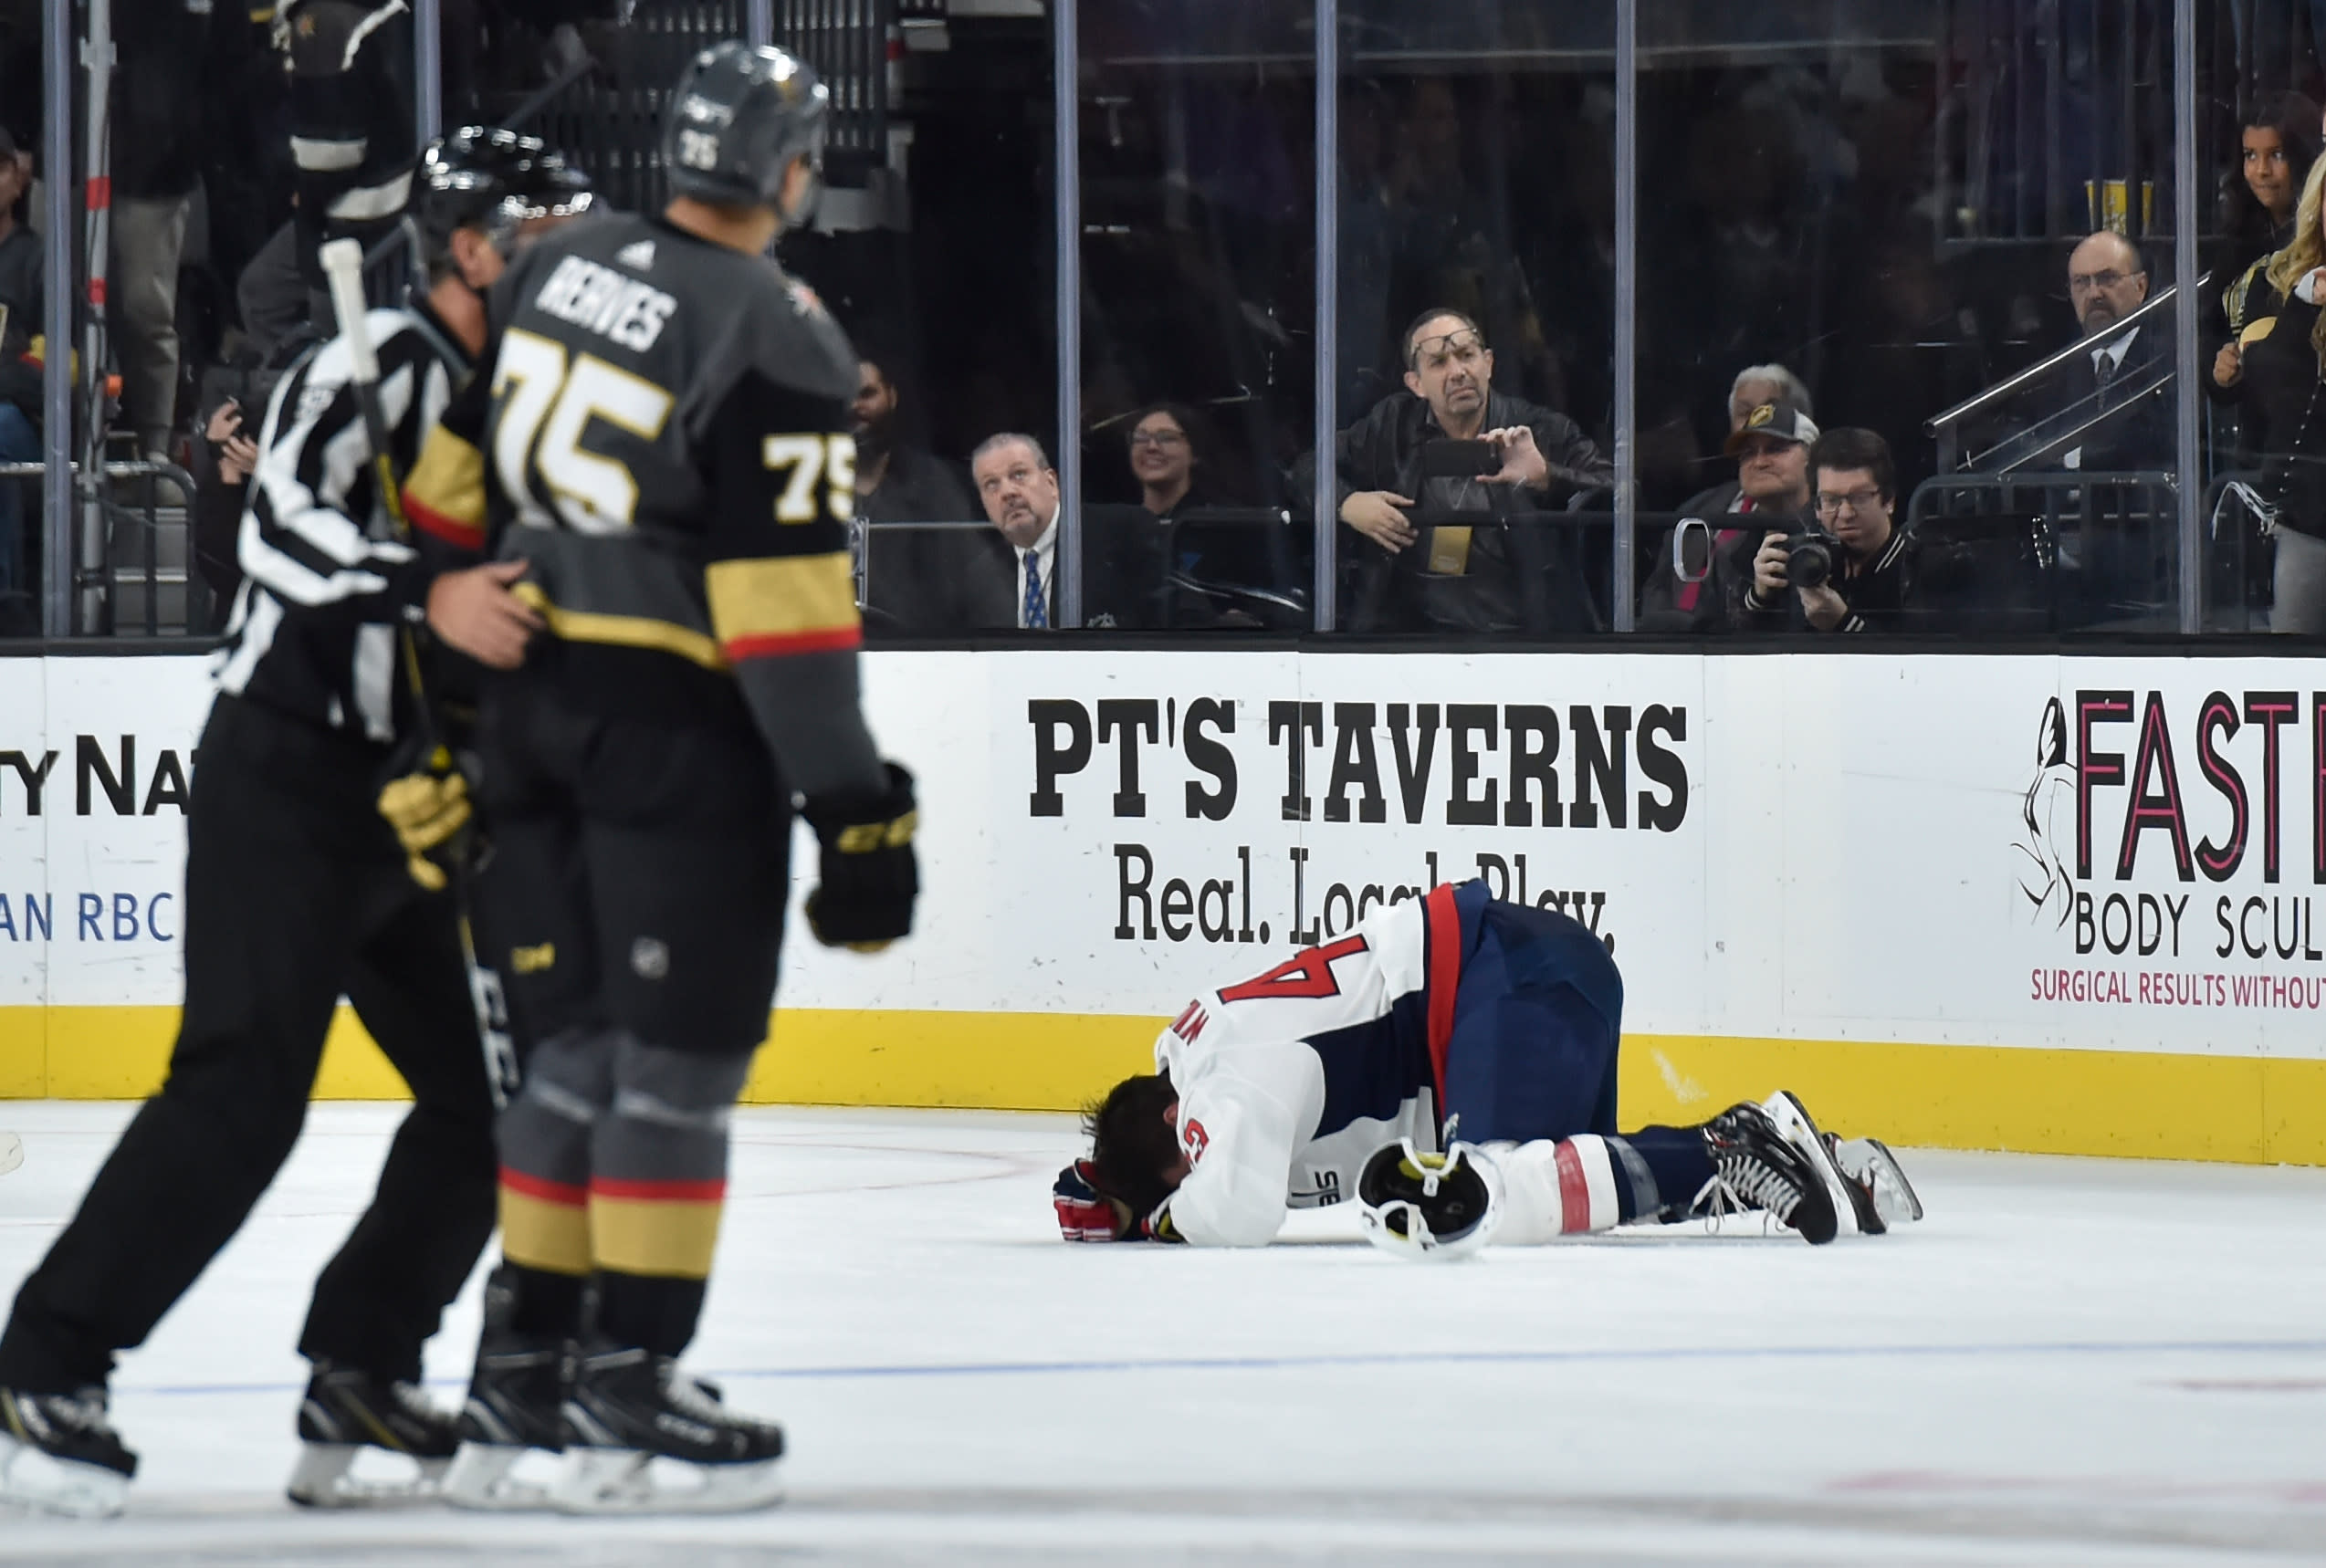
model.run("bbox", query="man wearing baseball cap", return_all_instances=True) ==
[1638,391,1817,632]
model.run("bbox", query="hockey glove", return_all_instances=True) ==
[377,745,472,892]
[802,761,919,952]
[1053,1161,1135,1241]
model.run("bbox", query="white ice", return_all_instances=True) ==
[0,1102,2321,1566]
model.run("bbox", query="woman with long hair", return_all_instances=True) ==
[2219,153,2326,632]
[2218,93,2322,345]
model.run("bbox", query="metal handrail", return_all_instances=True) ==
[1923,272,2208,435]
[1965,361,2176,476]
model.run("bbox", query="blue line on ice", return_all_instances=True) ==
[124,1335,2326,1399]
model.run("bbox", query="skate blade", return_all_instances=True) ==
[550,1448,784,1515]
[0,1431,131,1519]
[1838,1136,1925,1225]
[442,1442,560,1511]
[285,1443,450,1510]
[1762,1090,1869,1238]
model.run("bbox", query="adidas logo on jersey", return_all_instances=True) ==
[616,239,656,271]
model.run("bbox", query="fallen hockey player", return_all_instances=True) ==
[1054,879,1920,1253]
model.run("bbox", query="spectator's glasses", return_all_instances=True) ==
[2069,267,2140,295]
[1128,428,1188,450]
[1409,329,1487,371]
[1815,488,1886,517]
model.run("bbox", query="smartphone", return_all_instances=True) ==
[1420,438,1501,478]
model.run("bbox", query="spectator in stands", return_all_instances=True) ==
[1315,307,1611,634]
[854,353,974,528]
[2221,93,2319,310]
[190,396,258,627]
[958,432,1168,631]
[2225,155,2326,633]
[854,352,983,637]
[2059,230,2172,473]
[1128,403,1209,521]
[1737,427,1916,632]
[0,131,40,632]
[1122,401,1293,628]
[114,0,215,456]
[1727,363,1813,434]
[1640,392,1817,632]
[974,432,1063,630]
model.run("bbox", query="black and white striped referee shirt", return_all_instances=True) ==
[211,303,471,742]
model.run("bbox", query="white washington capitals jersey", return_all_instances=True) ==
[1156,882,1481,1247]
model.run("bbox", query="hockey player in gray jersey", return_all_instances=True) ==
[404,42,917,1513]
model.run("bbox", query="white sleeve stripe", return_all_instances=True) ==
[247,345,420,583]
[238,514,396,607]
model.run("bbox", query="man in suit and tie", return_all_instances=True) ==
[2057,231,2176,623]
[974,433,1063,628]
[2062,230,2173,475]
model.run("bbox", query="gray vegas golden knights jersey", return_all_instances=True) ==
[403,210,885,800]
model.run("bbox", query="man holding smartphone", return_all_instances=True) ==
[1307,307,1610,634]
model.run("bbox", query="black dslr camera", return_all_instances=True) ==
[1784,527,1843,590]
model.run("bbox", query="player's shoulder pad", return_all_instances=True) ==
[737,270,856,404]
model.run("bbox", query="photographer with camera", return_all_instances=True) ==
[1737,427,1914,633]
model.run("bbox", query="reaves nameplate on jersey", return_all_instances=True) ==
[530,255,677,353]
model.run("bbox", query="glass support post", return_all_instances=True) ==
[415,0,442,144]
[1610,0,1638,632]
[1313,0,1338,632]
[2173,0,2201,633]
[1053,0,1082,627]
[41,0,71,636]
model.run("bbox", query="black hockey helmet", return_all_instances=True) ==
[415,125,594,264]
[662,41,829,213]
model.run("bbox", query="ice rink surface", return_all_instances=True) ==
[0,1102,2320,1567]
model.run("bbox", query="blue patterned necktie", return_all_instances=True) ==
[1022,549,1049,629]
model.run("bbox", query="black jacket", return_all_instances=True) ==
[1636,480,1802,633]
[2233,287,2326,543]
[2059,323,2175,475]
[1297,387,1612,633]
[1735,523,1919,632]
[0,225,41,421]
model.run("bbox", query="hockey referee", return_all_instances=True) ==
[0,131,590,1518]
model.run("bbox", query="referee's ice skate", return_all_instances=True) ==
[0,1386,134,1519]
[284,1363,460,1508]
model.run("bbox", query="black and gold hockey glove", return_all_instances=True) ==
[802,761,919,952]
[377,744,472,892]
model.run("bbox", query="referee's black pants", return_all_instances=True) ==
[0,695,498,1395]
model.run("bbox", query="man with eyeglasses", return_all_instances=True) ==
[2059,231,2172,476]
[1314,307,1610,633]
[1739,428,1917,632]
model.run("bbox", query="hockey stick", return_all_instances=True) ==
[317,239,521,1107]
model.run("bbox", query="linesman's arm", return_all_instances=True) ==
[240,320,439,625]
[704,369,916,949]
[401,343,543,669]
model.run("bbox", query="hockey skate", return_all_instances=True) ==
[1761,1090,1881,1237]
[1692,1102,1839,1244]
[0,1386,136,1518]
[439,1323,571,1511]
[550,1342,784,1514]
[286,1363,459,1508]
[1828,1133,1924,1227]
